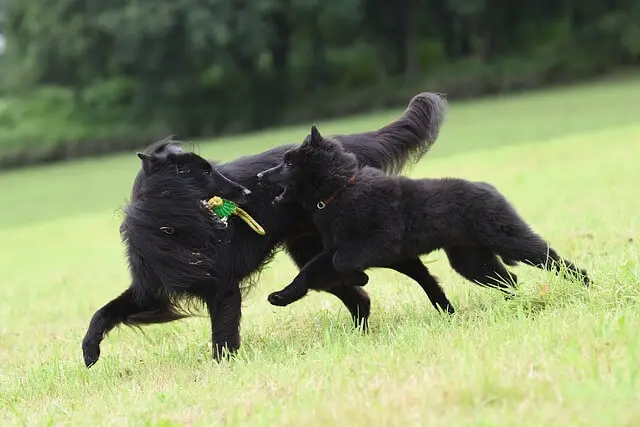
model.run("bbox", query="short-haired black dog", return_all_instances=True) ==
[81,92,448,367]
[257,125,591,310]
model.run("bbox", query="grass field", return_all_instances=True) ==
[1,77,640,426]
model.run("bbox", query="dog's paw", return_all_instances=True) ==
[441,303,456,315]
[354,318,370,334]
[580,269,591,287]
[213,345,238,363]
[268,292,291,307]
[82,339,101,368]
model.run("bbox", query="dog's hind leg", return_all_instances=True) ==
[389,258,455,314]
[445,246,518,295]
[82,287,180,368]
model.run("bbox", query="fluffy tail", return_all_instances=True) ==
[336,92,447,175]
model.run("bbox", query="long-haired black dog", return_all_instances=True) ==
[257,125,591,310]
[81,92,448,367]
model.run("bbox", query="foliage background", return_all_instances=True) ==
[0,0,639,167]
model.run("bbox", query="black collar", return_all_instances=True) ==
[316,175,356,210]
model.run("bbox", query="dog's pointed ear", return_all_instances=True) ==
[310,125,322,144]
[137,152,162,175]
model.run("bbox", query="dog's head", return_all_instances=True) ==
[135,144,251,206]
[256,125,358,207]
[120,139,251,294]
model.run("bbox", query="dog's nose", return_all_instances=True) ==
[243,188,252,196]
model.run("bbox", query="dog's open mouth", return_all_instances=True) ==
[201,199,229,229]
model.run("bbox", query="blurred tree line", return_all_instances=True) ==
[0,0,639,165]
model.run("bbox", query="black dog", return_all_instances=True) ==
[81,92,448,366]
[257,125,591,310]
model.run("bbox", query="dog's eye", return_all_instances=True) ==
[178,168,190,174]
[202,169,211,176]
[285,161,292,167]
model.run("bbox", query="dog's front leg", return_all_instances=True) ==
[268,249,338,307]
[206,287,242,362]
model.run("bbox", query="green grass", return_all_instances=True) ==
[1,77,640,426]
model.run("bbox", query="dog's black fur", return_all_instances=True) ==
[81,93,448,367]
[257,125,591,310]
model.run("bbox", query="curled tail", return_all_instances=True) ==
[337,92,447,175]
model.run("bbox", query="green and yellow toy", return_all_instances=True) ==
[206,196,265,236]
